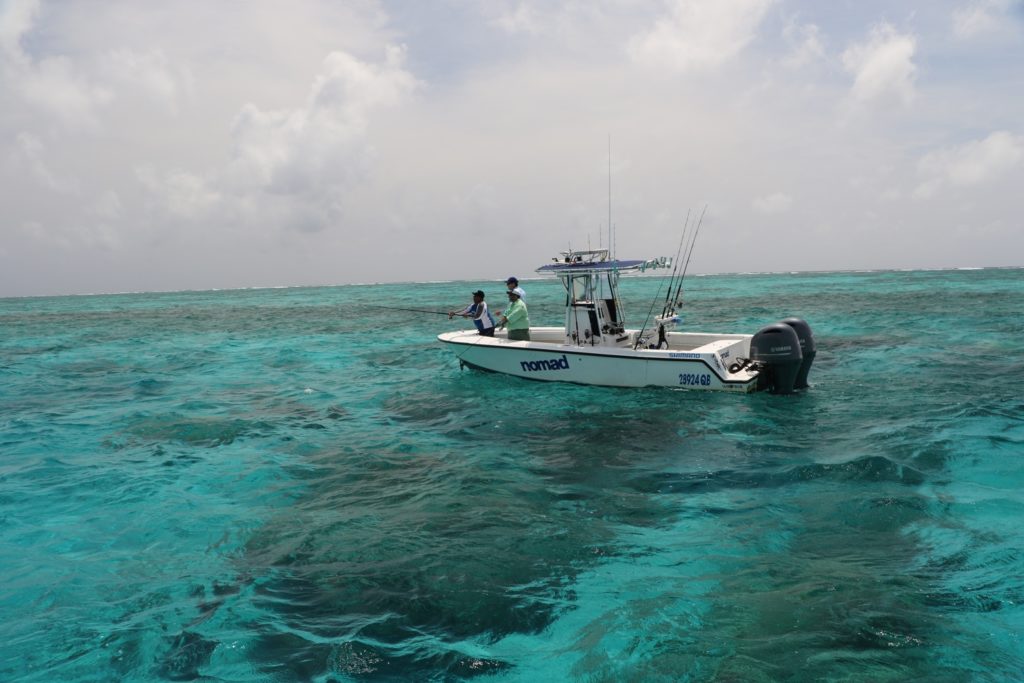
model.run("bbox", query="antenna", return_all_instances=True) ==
[607,134,612,259]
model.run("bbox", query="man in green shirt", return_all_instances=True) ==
[498,287,530,341]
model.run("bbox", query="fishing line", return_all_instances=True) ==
[375,303,492,365]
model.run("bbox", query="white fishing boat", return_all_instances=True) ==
[438,249,815,393]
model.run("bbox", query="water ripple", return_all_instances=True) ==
[1,269,1023,680]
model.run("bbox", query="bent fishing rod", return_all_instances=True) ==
[377,305,455,316]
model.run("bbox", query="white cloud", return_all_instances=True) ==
[101,49,191,110]
[137,166,221,219]
[138,45,418,234]
[753,192,793,214]
[2,19,194,125]
[486,1,625,42]
[842,23,917,106]
[16,55,113,126]
[18,219,72,250]
[225,45,417,202]
[782,20,824,68]
[91,190,122,220]
[5,133,128,251]
[310,46,416,123]
[13,197,122,252]
[0,0,38,67]
[915,130,1024,197]
[953,0,1017,39]
[12,132,76,192]
[1,2,1023,296]
[1,1,114,127]
[628,0,775,72]
[493,2,544,35]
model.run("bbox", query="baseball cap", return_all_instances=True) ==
[472,290,485,297]
[505,276,518,285]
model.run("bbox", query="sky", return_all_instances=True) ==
[1,0,1022,297]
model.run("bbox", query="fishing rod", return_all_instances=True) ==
[630,205,704,350]
[661,209,692,315]
[378,305,454,316]
[632,277,668,350]
[670,204,707,308]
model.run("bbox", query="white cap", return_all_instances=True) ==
[510,287,525,299]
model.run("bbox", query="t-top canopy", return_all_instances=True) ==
[535,256,669,274]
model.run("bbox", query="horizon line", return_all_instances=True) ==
[2,264,1021,301]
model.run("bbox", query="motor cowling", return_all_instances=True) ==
[750,323,803,394]
[780,317,815,389]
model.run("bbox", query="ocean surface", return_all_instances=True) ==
[1,268,1022,682]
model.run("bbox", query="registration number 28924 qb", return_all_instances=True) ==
[679,373,712,387]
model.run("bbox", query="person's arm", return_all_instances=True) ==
[448,304,473,319]
[503,300,526,327]
[496,300,512,327]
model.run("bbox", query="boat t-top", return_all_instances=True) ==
[438,248,815,393]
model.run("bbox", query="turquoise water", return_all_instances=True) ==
[1,268,1022,681]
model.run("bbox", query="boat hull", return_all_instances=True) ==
[438,328,759,392]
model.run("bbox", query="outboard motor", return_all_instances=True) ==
[781,317,816,389]
[750,323,803,394]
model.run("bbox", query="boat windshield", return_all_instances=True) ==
[561,272,615,302]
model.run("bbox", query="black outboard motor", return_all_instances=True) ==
[750,323,803,394]
[780,317,815,389]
